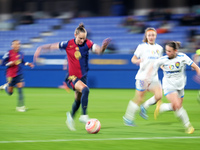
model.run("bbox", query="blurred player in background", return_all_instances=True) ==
[34,23,111,131]
[123,27,164,126]
[153,41,200,134]
[0,40,34,112]
[193,49,200,101]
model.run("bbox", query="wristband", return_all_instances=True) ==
[25,62,29,66]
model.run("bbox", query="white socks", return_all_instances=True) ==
[143,96,156,109]
[124,100,139,121]
[175,107,190,128]
[159,103,173,113]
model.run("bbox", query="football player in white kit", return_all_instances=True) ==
[123,27,163,126]
[153,41,200,134]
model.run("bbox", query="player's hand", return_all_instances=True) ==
[33,48,41,63]
[29,63,34,68]
[102,38,111,50]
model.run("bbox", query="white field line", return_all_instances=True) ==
[1,136,200,144]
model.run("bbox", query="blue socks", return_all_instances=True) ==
[81,87,89,115]
[18,88,24,107]
[5,86,13,95]
[71,100,81,118]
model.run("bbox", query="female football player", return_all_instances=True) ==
[123,27,164,126]
[0,40,34,112]
[34,23,111,131]
[153,41,200,134]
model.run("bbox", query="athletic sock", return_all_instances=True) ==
[175,107,190,128]
[81,87,89,115]
[71,100,81,118]
[5,86,13,95]
[18,88,24,107]
[124,100,139,121]
[159,103,173,113]
[143,96,156,109]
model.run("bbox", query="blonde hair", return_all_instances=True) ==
[142,27,157,43]
[74,23,87,35]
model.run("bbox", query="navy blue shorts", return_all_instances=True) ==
[65,75,87,91]
[8,74,24,87]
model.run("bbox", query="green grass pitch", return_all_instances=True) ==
[0,88,200,150]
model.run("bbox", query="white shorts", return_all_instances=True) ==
[164,88,184,98]
[135,79,161,91]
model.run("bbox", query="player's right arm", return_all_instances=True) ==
[1,52,15,66]
[131,55,141,65]
[34,43,59,62]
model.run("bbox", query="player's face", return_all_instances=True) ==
[146,31,157,44]
[75,32,87,45]
[12,40,21,52]
[165,45,177,59]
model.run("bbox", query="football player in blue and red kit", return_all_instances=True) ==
[34,23,111,131]
[0,40,34,112]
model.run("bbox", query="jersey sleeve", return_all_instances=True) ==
[134,44,142,58]
[59,41,69,50]
[1,51,9,66]
[184,53,193,66]
[86,39,94,49]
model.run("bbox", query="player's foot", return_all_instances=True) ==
[123,116,136,126]
[140,105,148,120]
[66,112,76,131]
[16,106,26,112]
[185,124,195,134]
[154,100,162,120]
[0,83,8,90]
[79,115,89,124]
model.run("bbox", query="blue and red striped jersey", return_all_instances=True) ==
[1,49,25,78]
[59,39,93,79]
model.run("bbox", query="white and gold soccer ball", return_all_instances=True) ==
[85,119,101,134]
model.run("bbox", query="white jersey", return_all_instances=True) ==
[154,52,193,90]
[134,43,163,81]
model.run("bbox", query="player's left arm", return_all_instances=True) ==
[191,62,200,76]
[92,38,111,54]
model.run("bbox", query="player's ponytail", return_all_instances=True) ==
[166,41,181,50]
[75,23,87,35]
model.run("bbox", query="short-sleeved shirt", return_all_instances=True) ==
[2,50,25,78]
[59,39,93,79]
[134,43,163,81]
[153,52,193,90]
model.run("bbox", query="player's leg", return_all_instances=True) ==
[123,89,145,126]
[74,79,90,123]
[166,91,194,134]
[16,81,26,112]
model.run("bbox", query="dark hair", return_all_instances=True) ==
[75,23,87,35]
[143,27,157,43]
[166,41,181,50]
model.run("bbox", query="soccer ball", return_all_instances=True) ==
[85,119,101,134]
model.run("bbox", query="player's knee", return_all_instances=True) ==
[82,86,89,94]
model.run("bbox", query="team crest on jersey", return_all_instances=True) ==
[75,47,79,51]
[175,62,180,68]
[169,65,174,70]
[156,50,159,55]
[74,51,81,60]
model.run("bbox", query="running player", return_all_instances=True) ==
[0,40,34,112]
[123,27,163,126]
[153,41,200,134]
[33,23,111,131]
[193,49,200,102]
